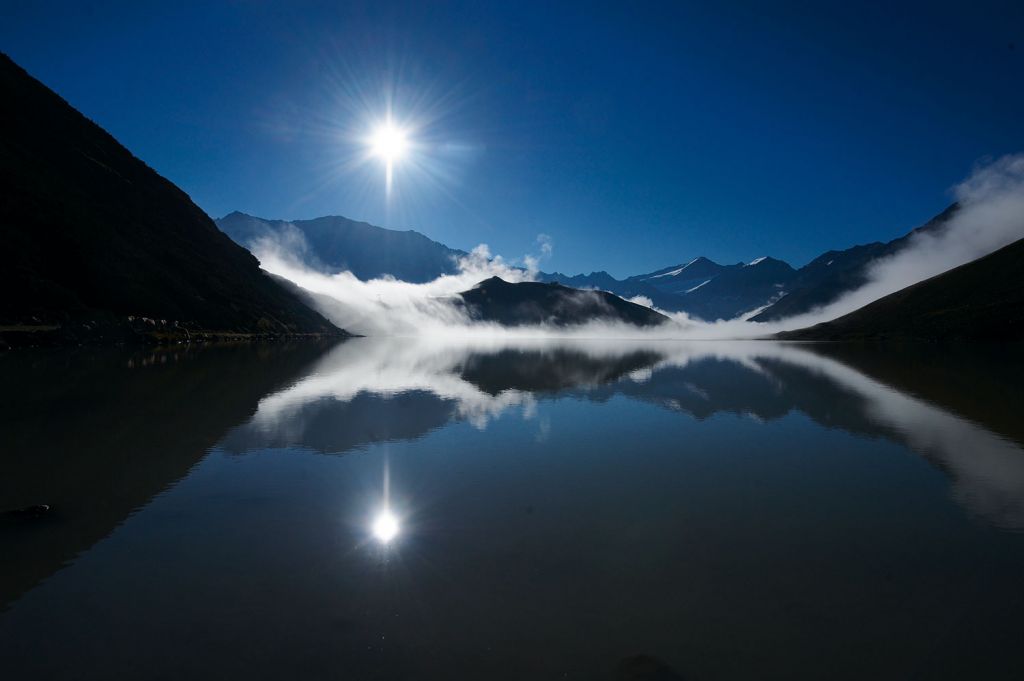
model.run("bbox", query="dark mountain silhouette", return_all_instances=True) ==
[0,54,339,345]
[752,205,959,321]
[778,236,1024,341]
[216,212,467,283]
[456,277,669,327]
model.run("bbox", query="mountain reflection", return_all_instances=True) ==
[223,338,1024,530]
[0,341,337,610]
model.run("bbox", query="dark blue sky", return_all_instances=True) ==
[4,1,1023,276]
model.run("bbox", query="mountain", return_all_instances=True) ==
[211,201,960,326]
[216,212,466,283]
[679,256,796,320]
[626,256,733,294]
[538,270,622,291]
[543,256,797,320]
[777,236,1024,341]
[456,277,669,327]
[751,205,959,321]
[209,208,787,320]
[536,271,688,312]
[0,53,340,345]
[212,208,802,321]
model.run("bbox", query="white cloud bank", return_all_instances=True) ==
[763,153,1024,332]
[254,154,1024,339]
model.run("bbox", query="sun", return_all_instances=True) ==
[367,120,411,196]
[369,122,409,163]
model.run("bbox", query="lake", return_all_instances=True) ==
[3,338,1024,680]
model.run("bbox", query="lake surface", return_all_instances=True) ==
[3,338,1024,680]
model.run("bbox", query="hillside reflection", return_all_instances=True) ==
[222,338,1024,530]
[0,341,337,610]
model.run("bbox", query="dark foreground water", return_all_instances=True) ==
[3,338,1024,680]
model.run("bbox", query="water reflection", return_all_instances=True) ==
[4,338,1024,680]
[223,338,1024,530]
[0,341,336,610]
[372,509,400,543]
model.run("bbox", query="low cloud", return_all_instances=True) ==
[254,154,1024,339]
[767,153,1024,331]
[255,242,535,335]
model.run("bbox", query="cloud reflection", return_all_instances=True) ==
[221,338,1024,530]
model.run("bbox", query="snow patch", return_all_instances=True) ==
[648,257,700,279]
[685,279,712,293]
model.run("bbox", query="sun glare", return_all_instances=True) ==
[372,509,400,543]
[370,123,408,162]
[367,120,410,196]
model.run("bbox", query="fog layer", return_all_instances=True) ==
[253,154,1024,338]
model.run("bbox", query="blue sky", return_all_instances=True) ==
[4,1,1023,277]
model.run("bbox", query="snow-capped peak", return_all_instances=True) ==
[649,266,685,279]
[746,256,767,266]
[648,257,700,279]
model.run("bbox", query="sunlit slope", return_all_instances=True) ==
[779,237,1024,341]
[0,54,339,341]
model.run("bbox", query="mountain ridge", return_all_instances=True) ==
[0,53,343,346]
[217,212,466,283]
[456,276,669,327]
[777,236,1024,341]
[219,204,965,324]
[751,204,959,321]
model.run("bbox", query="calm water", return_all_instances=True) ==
[3,338,1024,680]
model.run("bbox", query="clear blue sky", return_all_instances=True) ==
[4,1,1023,276]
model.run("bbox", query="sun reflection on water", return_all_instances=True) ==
[372,509,400,543]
